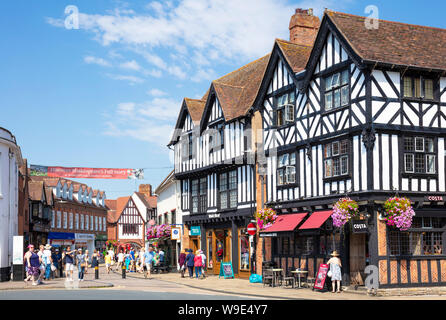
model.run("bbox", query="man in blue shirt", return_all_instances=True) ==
[130,248,135,272]
[143,247,155,278]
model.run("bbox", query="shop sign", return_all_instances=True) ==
[75,233,95,240]
[259,232,277,238]
[424,195,445,202]
[13,236,23,265]
[314,264,329,291]
[208,213,221,219]
[48,232,75,240]
[95,234,107,241]
[219,262,234,279]
[171,227,181,240]
[190,226,201,236]
[352,220,368,233]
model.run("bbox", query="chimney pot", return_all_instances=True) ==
[289,8,320,47]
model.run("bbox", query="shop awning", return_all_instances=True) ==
[48,232,75,240]
[260,213,308,233]
[299,210,333,230]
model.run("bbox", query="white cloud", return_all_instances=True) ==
[106,73,145,84]
[84,56,111,67]
[147,88,167,97]
[120,60,141,71]
[103,97,181,147]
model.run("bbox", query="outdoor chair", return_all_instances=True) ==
[283,268,295,288]
[262,268,274,287]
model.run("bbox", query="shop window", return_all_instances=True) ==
[324,69,349,111]
[295,236,314,255]
[239,229,250,270]
[403,136,436,174]
[388,217,445,256]
[207,235,213,268]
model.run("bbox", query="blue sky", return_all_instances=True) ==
[1,0,445,199]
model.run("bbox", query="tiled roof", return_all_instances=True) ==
[184,98,206,123]
[212,54,270,121]
[326,10,446,71]
[275,39,312,73]
[105,199,118,223]
[45,187,53,205]
[28,181,44,201]
[134,192,157,209]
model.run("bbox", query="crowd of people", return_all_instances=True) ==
[23,243,103,285]
[178,249,207,279]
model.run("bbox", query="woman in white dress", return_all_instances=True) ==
[327,251,342,293]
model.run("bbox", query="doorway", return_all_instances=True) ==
[212,229,231,275]
[349,233,367,285]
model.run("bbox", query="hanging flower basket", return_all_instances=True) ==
[255,208,278,230]
[331,197,359,228]
[383,197,415,231]
[146,224,171,240]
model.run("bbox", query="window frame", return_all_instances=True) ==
[218,169,238,211]
[272,90,296,128]
[276,151,298,187]
[323,68,350,112]
[402,75,436,101]
[190,177,208,214]
[401,136,437,177]
[323,138,352,181]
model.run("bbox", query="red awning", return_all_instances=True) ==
[299,210,333,230]
[260,213,307,233]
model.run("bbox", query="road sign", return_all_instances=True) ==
[247,223,257,235]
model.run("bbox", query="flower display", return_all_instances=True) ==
[383,197,415,231]
[331,197,359,228]
[255,208,278,230]
[146,224,171,240]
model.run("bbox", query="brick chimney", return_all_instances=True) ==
[289,8,320,47]
[139,184,152,197]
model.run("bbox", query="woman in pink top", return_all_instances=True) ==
[194,250,203,279]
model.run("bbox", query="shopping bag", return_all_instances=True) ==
[249,274,262,283]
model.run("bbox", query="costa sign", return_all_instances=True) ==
[425,195,444,202]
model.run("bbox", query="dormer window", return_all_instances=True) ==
[403,76,434,100]
[274,91,295,126]
[324,69,349,111]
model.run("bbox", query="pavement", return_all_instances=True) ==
[1,265,446,300]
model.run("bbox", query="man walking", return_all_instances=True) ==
[43,244,53,281]
[64,246,75,281]
[115,249,124,271]
[144,247,154,278]
[185,249,195,278]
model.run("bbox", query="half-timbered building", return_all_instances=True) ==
[169,56,269,277]
[253,9,446,288]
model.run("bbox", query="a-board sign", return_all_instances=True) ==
[219,262,234,279]
[313,263,329,291]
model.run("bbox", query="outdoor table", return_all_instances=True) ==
[270,268,283,287]
[291,270,308,288]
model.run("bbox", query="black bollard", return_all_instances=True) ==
[95,266,99,279]
[122,265,126,279]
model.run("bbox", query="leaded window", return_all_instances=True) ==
[274,91,295,127]
[277,152,297,186]
[324,69,349,111]
[403,76,434,100]
[324,139,350,178]
[219,170,237,210]
[403,137,436,174]
[191,177,207,214]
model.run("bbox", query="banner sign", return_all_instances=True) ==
[30,165,144,179]
[219,262,234,279]
[13,236,23,265]
[313,263,329,291]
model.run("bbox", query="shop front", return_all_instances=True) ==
[48,232,75,251]
[95,234,107,251]
[184,209,254,279]
[75,233,95,252]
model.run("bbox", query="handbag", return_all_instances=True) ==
[327,270,333,277]
[51,264,57,272]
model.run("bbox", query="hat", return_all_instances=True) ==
[78,248,82,251]
[188,249,193,253]
[55,249,59,251]
[45,244,52,250]
[331,251,340,257]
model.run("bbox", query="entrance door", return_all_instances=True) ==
[191,238,199,253]
[350,233,366,285]
[213,229,231,275]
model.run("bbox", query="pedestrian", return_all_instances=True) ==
[43,244,53,281]
[37,245,46,284]
[115,249,124,271]
[159,248,165,266]
[178,249,187,278]
[185,249,195,278]
[91,249,99,276]
[84,249,90,274]
[124,250,131,272]
[104,251,112,274]
[194,250,203,279]
[144,247,154,278]
[24,244,40,285]
[129,248,135,272]
[199,250,207,279]
[76,248,86,281]
[64,246,76,281]
[138,248,145,273]
[153,248,160,269]
[51,248,59,279]
[327,251,342,293]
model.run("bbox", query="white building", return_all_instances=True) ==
[0,127,23,282]
[155,170,183,267]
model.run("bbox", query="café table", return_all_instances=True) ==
[270,268,283,287]
[291,270,308,288]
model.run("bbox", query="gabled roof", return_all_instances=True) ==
[105,199,118,223]
[154,170,175,195]
[275,39,312,73]
[204,54,270,125]
[325,10,446,71]
[28,181,45,202]
[134,192,157,209]
[45,187,54,205]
